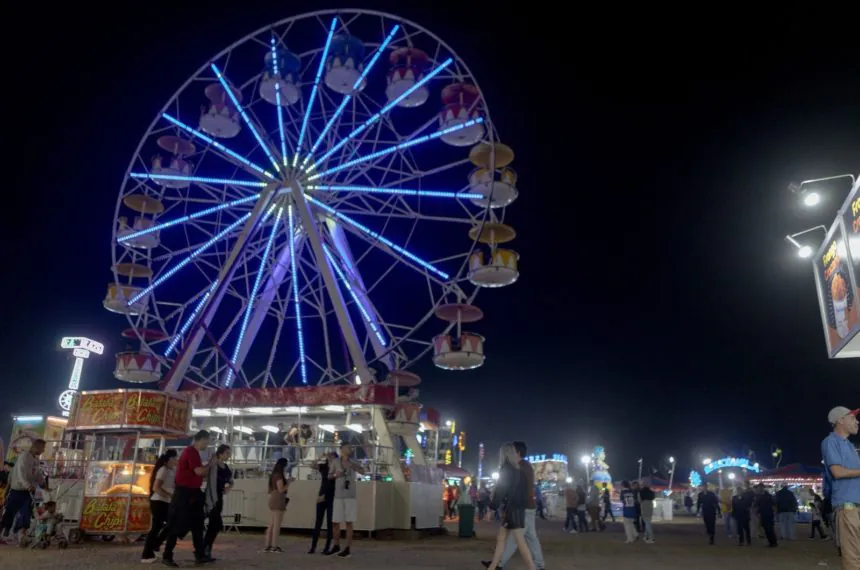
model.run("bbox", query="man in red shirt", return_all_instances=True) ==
[161,430,212,567]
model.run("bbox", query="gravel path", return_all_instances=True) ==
[0,518,841,569]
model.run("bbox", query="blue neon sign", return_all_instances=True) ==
[703,457,760,474]
[526,454,568,464]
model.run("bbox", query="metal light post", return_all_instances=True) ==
[667,456,675,495]
[580,455,591,484]
[637,457,643,482]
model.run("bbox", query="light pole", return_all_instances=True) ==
[785,173,857,257]
[580,454,591,484]
[637,457,643,482]
[667,457,675,495]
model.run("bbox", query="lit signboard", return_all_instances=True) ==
[703,457,760,475]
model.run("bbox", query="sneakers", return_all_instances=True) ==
[162,559,179,568]
[480,562,502,569]
[569,529,578,534]
[323,545,341,556]
[141,556,158,564]
[337,547,352,558]
[644,538,655,544]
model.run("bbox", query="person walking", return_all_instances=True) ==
[480,443,536,570]
[699,485,721,545]
[720,486,734,539]
[586,484,605,531]
[484,441,545,570]
[619,481,638,544]
[563,485,578,533]
[755,484,778,547]
[684,493,694,515]
[575,485,589,533]
[162,430,213,567]
[809,499,829,540]
[0,439,45,545]
[775,484,798,541]
[732,486,753,546]
[631,481,642,535]
[326,443,365,558]
[601,484,615,523]
[821,406,860,569]
[202,444,232,560]
[639,484,656,543]
[140,450,177,563]
[309,451,336,554]
[264,458,289,552]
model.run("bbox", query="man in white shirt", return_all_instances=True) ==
[324,443,365,559]
[0,438,45,544]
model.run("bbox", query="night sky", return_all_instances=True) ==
[2,3,858,482]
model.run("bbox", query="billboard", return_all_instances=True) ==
[815,182,860,358]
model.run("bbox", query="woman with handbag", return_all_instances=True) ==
[484,443,536,570]
[264,458,289,553]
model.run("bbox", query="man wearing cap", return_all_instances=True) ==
[822,406,860,569]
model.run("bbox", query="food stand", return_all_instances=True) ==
[59,389,190,539]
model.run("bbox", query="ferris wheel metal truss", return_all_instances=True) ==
[109,11,514,393]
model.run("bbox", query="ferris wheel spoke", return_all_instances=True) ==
[293,17,338,168]
[117,194,259,245]
[287,205,309,384]
[130,172,266,190]
[128,213,252,307]
[300,24,401,169]
[225,208,283,387]
[210,63,282,174]
[165,280,219,357]
[308,196,449,284]
[269,36,290,168]
[307,118,484,182]
[162,113,275,180]
[309,184,482,201]
[309,57,454,172]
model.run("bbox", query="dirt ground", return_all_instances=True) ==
[0,517,842,569]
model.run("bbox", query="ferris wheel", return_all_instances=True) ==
[106,9,521,391]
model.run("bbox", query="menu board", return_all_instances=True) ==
[125,391,167,428]
[815,219,859,357]
[165,395,190,434]
[72,392,126,428]
[842,182,860,302]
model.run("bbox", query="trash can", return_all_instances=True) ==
[458,505,476,537]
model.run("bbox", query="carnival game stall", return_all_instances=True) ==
[750,463,824,523]
[53,389,191,541]
[529,454,569,518]
[184,385,444,531]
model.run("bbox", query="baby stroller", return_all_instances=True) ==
[18,498,68,550]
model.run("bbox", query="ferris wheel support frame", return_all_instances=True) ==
[162,184,279,393]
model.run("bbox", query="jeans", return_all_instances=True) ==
[735,514,751,544]
[723,512,734,536]
[203,499,223,555]
[576,508,589,532]
[163,487,206,561]
[603,503,615,522]
[500,508,544,569]
[142,499,170,558]
[0,490,32,536]
[310,498,333,552]
[642,516,653,540]
[810,520,827,538]
[564,507,577,531]
[778,512,796,540]
[761,516,777,546]
[703,513,716,542]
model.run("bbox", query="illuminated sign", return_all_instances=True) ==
[444,449,452,465]
[690,470,703,487]
[58,336,103,416]
[458,431,466,452]
[702,457,760,475]
[526,453,568,464]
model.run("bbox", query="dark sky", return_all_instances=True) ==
[2,3,858,482]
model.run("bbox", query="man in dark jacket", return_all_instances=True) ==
[775,484,798,541]
[699,485,722,545]
[755,484,778,547]
[732,487,753,545]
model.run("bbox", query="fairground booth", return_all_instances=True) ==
[750,463,824,523]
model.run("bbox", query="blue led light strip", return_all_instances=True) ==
[294,17,338,168]
[130,172,267,188]
[117,194,260,243]
[301,25,400,168]
[308,197,449,280]
[211,63,280,173]
[128,213,252,305]
[288,205,308,383]
[322,243,387,347]
[308,184,482,200]
[270,37,289,168]
[225,207,283,387]
[307,118,484,181]
[162,113,275,179]
[311,57,454,170]
[165,280,219,357]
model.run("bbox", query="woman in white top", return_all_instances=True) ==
[141,450,178,563]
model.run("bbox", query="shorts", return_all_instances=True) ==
[332,498,357,524]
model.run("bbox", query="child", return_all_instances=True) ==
[809,501,828,540]
[619,481,638,544]
[33,501,60,543]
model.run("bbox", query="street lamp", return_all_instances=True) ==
[785,226,827,259]
[491,471,499,481]
[728,472,736,481]
[667,456,676,495]
[789,174,856,207]
[703,458,712,466]
[565,476,573,484]
[580,455,591,483]
[803,192,821,207]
